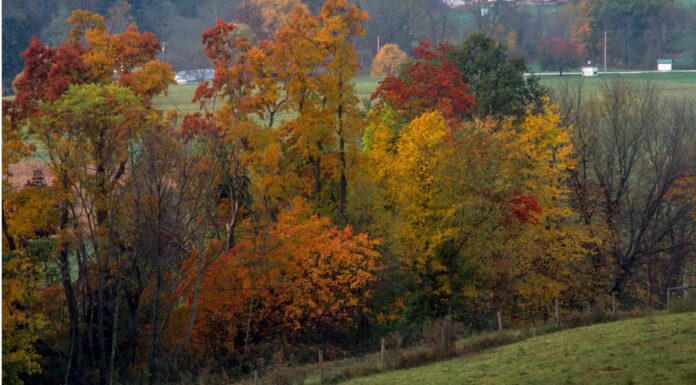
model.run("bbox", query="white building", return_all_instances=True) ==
[581,66,598,77]
[657,59,673,72]
[174,68,215,84]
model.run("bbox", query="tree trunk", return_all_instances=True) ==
[150,198,165,384]
[2,209,16,251]
[109,283,121,385]
[337,103,347,218]
[149,263,162,384]
[59,173,80,385]
[312,156,322,203]
[176,247,204,358]
[125,288,141,367]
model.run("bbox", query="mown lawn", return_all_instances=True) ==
[340,312,696,385]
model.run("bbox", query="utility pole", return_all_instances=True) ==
[604,31,607,73]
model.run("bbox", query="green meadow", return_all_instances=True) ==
[153,72,696,114]
[340,312,696,385]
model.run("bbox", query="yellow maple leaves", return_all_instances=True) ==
[364,101,590,315]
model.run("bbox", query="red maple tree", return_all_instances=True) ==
[372,40,476,122]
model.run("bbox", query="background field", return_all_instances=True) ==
[153,72,696,114]
[539,72,696,99]
[152,77,384,114]
[339,311,696,385]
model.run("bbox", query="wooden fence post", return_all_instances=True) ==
[319,350,324,385]
[380,338,385,370]
[497,310,503,331]
[555,298,560,327]
[666,288,671,312]
[611,292,616,315]
[253,370,258,385]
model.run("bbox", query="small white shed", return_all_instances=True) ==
[657,59,672,72]
[581,66,598,77]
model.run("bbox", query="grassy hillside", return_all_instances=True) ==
[340,312,696,385]
[153,72,696,114]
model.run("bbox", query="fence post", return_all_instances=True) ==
[380,337,385,370]
[555,298,560,327]
[666,288,671,312]
[319,349,324,385]
[497,310,503,331]
[253,370,258,385]
[611,292,616,315]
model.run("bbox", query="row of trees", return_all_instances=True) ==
[6,0,696,93]
[3,2,696,385]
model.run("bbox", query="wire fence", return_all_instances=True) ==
[241,294,696,385]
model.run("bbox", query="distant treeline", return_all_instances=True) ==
[4,0,696,93]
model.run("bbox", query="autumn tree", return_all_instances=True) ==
[265,2,367,215]
[370,43,408,77]
[317,0,368,217]
[539,38,581,76]
[3,10,175,385]
[235,0,308,39]
[106,0,136,33]
[71,11,173,103]
[187,19,266,250]
[124,114,216,381]
[185,198,379,363]
[364,100,587,319]
[2,254,46,385]
[265,6,330,208]
[373,41,476,123]
[558,80,696,305]
[368,111,506,315]
[32,83,148,385]
[487,104,589,320]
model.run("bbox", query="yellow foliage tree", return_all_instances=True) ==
[491,103,592,319]
[2,254,46,385]
[370,43,408,77]
[367,103,590,317]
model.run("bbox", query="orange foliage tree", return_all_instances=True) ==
[182,199,379,360]
[370,43,408,77]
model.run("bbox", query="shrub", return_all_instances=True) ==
[424,317,462,359]
[384,332,404,368]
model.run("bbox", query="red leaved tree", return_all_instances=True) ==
[372,41,476,122]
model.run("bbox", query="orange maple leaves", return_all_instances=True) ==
[184,199,379,355]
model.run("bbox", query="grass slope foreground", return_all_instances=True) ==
[342,312,696,385]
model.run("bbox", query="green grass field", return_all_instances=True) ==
[152,76,384,114]
[153,72,696,114]
[539,72,696,99]
[339,312,696,385]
